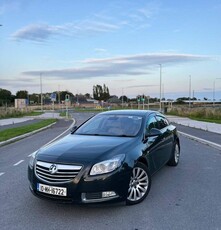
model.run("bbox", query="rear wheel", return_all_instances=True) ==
[167,141,180,166]
[126,162,151,205]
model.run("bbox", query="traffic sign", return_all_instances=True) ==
[50,93,56,102]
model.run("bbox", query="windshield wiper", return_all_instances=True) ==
[115,134,134,137]
[76,133,107,136]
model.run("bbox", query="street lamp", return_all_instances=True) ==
[213,78,221,106]
[159,64,162,112]
[189,75,191,109]
[122,88,124,108]
[40,73,43,112]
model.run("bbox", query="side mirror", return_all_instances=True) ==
[70,125,78,133]
[145,128,162,137]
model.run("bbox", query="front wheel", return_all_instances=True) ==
[126,162,151,205]
[167,141,180,166]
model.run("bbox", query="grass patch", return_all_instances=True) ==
[25,111,44,116]
[189,117,221,124]
[59,112,66,117]
[166,107,221,124]
[73,108,107,112]
[59,112,73,118]
[0,119,57,142]
[0,111,44,119]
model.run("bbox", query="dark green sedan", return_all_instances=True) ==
[28,110,180,205]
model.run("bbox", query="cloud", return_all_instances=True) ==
[11,21,119,42]
[203,87,213,91]
[11,3,159,42]
[94,48,108,53]
[84,53,209,67]
[22,53,209,80]
[11,24,65,42]
[126,84,158,89]
[0,78,38,88]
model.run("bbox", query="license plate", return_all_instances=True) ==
[37,183,67,197]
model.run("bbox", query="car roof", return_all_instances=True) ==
[99,109,162,117]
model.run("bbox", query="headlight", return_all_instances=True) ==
[29,151,38,167]
[90,154,125,176]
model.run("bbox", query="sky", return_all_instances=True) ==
[1,0,221,100]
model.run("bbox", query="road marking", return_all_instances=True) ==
[42,118,76,147]
[26,119,76,158]
[178,131,221,151]
[13,160,24,166]
[27,118,76,157]
[0,172,5,177]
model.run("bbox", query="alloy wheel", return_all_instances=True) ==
[174,144,180,163]
[127,166,149,202]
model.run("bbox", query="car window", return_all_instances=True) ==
[156,116,169,129]
[75,114,143,137]
[146,116,157,133]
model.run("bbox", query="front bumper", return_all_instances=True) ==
[28,164,131,204]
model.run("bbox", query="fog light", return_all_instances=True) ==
[102,191,116,198]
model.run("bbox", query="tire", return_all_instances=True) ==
[126,162,151,205]
[167,141,180,166]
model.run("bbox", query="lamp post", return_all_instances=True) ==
[159,64,162,112]
[122,88,124,108]
[189,75,191,109]
[40,73,43,112]
[213,78,221,107]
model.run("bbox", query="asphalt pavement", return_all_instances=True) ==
[173,123,221,145]
[0,112,220,230]
[166,115,221,150]
[167,115,221,134]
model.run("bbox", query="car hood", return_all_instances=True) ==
[36,134,136,164]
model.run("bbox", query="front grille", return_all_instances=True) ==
[35,161,82,183]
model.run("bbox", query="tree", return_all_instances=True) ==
[29,94,40,104]
[85,93,91,99]
[59,91,74,102]
[16,90,28,99]
[119,95,129,102]
[102,84,110,101]
[0,88,12,106]
[93,84,110,101]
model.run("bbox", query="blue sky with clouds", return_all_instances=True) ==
[1,0,221,100]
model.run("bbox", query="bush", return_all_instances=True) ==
[167,107,221,121]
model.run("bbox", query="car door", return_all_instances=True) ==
[144,114,165,173]
[155,115,174,167]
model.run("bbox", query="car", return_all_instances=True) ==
[28,110,180,205]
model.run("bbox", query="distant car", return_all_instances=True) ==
[28,110,180,205]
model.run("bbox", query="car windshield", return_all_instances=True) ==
[75,114,143,137]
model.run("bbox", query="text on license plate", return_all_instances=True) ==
[37,183,67,196]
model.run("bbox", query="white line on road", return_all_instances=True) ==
[178,131,221,151]
[0,172,5,177]
[44,118,76,146]
[13,160,24,166]
[26,118,76,158]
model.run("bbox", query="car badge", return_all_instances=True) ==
[49,164,58,174]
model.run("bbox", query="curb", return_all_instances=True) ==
[0,122,56,147]
[0,118,75,147]
[178,131,221,151]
